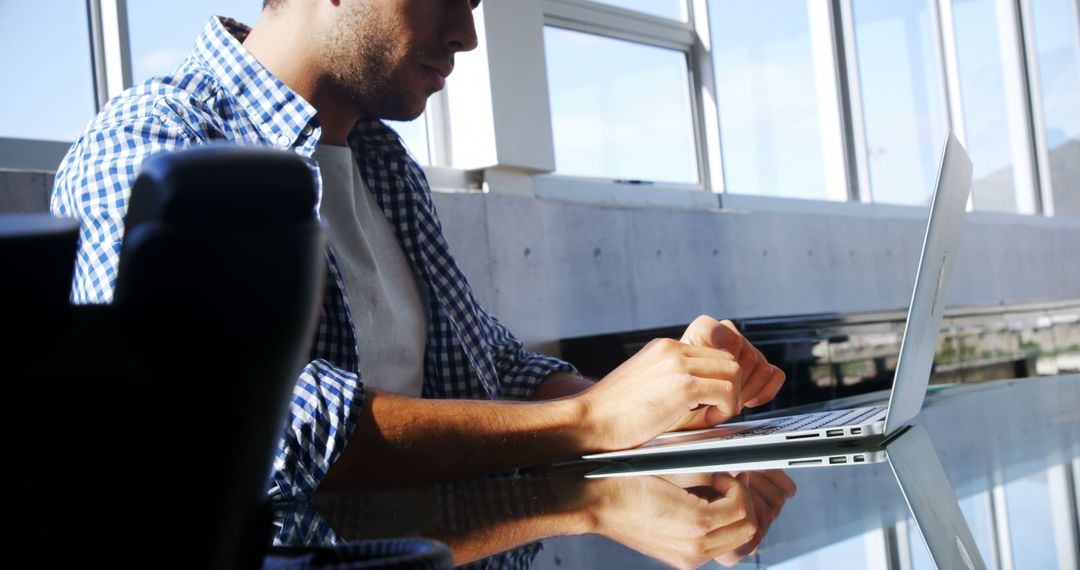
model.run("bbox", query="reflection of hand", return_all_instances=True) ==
[714,470,796,567]
[585,473,763,570]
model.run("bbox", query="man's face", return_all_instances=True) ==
[318,0,478,121]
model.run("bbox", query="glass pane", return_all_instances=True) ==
[852,0,950,206]
[709,0,845,200]
[0,0,95,141]
[126,1,262,82]
[386,112,431,165]
[951,0,1037,214]
[1005,469,1065,568]
[1028,0,1080,216]
[544,27,698,184]
[590,0,686,21]
[768,529,876,569]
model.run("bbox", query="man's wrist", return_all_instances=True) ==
[532,371,596,401]
[542,394,598,454]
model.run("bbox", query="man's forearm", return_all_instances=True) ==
[318,389,596,492]
[531,371,596,401]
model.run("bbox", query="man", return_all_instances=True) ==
[51,0,786,500]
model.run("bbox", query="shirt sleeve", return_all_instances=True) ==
[51,105,194,303]
[481,307,579,401]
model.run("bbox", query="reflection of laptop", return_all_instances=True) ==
[585,132,973,461]
[586,424,987,570]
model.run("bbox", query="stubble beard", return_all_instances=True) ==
[323,5,428,121]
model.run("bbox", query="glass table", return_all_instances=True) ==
[278,374,1079,569]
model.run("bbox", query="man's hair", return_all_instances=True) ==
[263,0,285,11]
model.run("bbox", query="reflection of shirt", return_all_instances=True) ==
[51,16,577,500]
[314,143,427,398]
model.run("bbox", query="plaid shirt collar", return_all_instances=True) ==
[193,16,409,162]
[194,16,318,150]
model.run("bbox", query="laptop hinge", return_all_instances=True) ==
[880,424,914,447]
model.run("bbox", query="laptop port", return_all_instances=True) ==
[851,427,863,435]
[785,433,820,440]
[789,459,823,466]
[826,429,844,437]
[854,456,865,462]
[829,457,847,464]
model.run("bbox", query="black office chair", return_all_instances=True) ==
[7,146,324,569]
[0,213,80,371]
[6,146,451,569]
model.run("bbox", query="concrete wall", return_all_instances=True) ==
[0,169,53,213]
[5,170,1079,355]
[433,192,1080,353]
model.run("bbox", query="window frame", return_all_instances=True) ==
[543,0,711,190]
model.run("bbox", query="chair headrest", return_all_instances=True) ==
[124,143,317,236]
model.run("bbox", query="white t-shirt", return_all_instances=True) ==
[314,143,428,397]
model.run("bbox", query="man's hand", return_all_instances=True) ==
[573,314,786,453]
[575,336,744,452]
[677,315,786,430]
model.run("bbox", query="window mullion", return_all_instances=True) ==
[690,0,723,193]
[1017,0,1055,217]
[837,0,872,203]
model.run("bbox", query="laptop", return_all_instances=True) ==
[584,132,973,461]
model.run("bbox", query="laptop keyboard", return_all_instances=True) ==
[729,406,887,439]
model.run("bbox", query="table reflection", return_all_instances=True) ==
[280,467,795,569]
[277,375,1078,569]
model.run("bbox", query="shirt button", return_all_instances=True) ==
[276,134,291,148]
[301,125,314,137]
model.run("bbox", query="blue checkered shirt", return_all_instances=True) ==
[51,16,576,500]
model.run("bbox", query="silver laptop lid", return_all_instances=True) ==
[883,132,973,434]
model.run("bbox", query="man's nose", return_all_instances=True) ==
[443,2,479,53]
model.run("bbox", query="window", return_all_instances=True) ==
[1004,467,1072,568]
[708,1,847,200]
[0,0,95,142]
[544,26,698,184]
[1026,0,1080,216]
[386,113,432,165]
[589,0,686,22]
[126,1,262,83]
[950,0,1038,214]
[850,0,950,206]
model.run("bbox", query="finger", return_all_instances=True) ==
[698,479,757,530]
[683,376,740,419]
[738,357,773,408]
[758,469,797,498]
[749,492,774,529]
[714,319,746,357]
[712,474,756,519]
[668,405,724,431]
[681,316,745,358]
[681,356,741,381]
[679,315,725,347]
[742,471,787,512]
[745,366,785,408]
[700,517,761,561]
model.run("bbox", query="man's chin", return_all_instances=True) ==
[379,98,430,122]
